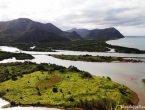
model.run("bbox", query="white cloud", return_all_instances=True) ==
[0,0,145,36]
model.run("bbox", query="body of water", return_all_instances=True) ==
[106,36,145,50]
[0,36,145,109]
[0,54,145,108]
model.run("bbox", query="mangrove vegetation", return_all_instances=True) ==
[0,51,34,61]
[50,54,143,63]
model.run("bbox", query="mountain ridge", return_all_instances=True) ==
[0,18,124,43]
[0,18,81,43]
[66,27,124,39]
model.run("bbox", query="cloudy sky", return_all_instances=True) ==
[0,0,145,36]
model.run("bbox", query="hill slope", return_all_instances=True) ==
[83,27,124,39]
[66,27,124,39]
[61,31,82,40]
[0,62,138,109]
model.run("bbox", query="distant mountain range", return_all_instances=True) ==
[66,27,124,39]
[0,18,82,43]
[0,18,124,44]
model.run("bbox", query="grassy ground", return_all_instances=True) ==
[0,62,138,109]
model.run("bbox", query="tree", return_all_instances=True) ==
[107,76,111,81]
[52,87,58,93]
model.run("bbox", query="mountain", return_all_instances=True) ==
[66,28,89,36]
[16,28,68,42]
[66,27,124,39]
[83,27,124,39]
[0,18,63,34]
[62,31,82,40]
[0,18,81,43]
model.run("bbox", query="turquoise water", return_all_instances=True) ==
[106,36,145,50]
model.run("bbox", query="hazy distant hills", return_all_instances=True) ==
[66,28,89,36]
[0,18,81,43]
[66,27,124,39]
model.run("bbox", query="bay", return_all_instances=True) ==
[106,36,145,50]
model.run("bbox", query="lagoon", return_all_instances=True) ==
[0,36,145,109]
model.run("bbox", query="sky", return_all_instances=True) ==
[0,0,145,36]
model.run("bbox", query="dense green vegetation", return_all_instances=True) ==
[10,39,145,54]
[0,62,138,109]
[50,54,143,63]
[10,40,109,52]
[0,51,34,61]
[9,43,56,52]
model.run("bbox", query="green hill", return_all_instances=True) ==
[0,62,138,109]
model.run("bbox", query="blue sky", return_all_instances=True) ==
[0,0,145,36]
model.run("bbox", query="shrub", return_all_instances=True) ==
[59,69,65,73]
[81,72,92,79]
[68,65,80,72]
[60,89,63,93]
[38,91,41,96]
[68,97,74,102]
[107,76,111,81]
[119,87,127,95]
[10,101,16,106]
[0,91,6,97]
[52,87,58,93]
[12,76,18,81]
[36,65,45,71]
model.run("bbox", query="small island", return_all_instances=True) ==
[50,54,143,63]
[0,62,138,109]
